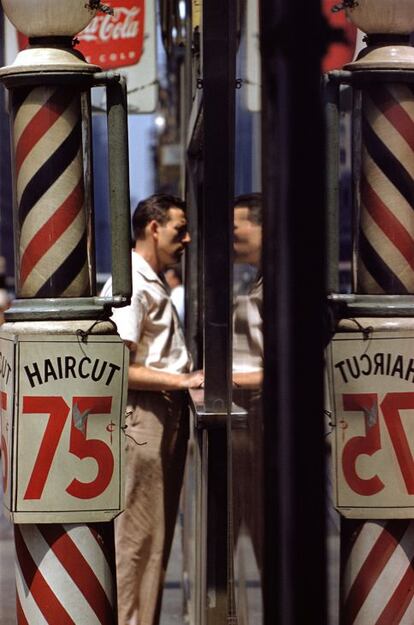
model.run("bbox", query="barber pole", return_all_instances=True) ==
[325,2,414,624]
[13,87,90,298]
[357,83,414,294]
[342,520,414,624]
[15,524,115,625]
[0,1,131,623]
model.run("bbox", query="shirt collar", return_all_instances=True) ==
[132,251,165,286]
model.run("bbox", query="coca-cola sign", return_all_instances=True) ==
[76,0,145,69]
[322,0,357,72]
[13,0,157,113]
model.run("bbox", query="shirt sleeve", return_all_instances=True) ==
[100,276,147,347]
[111,292,146,347]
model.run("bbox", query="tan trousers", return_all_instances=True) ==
[115,391,188,625]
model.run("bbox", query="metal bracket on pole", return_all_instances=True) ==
[329,293,414,317]
[188,389,248,430]
[95,72,132,307]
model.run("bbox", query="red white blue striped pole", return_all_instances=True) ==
[339,3,414,623]
[10,84,117,625]
[13,86,91,298]
[0,3,118,623]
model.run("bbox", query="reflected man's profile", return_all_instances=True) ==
[233,192,263,389]
[232,193,264,621]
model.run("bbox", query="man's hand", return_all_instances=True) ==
[179,370,204,389]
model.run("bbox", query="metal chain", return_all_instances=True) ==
[331,0,359,13]
[87,1,114,15]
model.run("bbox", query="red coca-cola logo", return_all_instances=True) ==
[16,1,145,70]
[76,0,145,69]
[322,0,357,72]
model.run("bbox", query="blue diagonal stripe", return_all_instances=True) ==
[358,229,408,294]
[18,119,82,226]
[34,232,89,298]
[362,112,414,211]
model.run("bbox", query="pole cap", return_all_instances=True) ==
[1,0,97,37]
[346,0,414,35]
[344,1,414,70]
[0,1,101,77]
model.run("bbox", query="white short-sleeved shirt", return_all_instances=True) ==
[101,251,191,374]
[232,277,263,373]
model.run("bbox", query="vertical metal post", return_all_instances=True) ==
[106,76,132,300]
[260,1,328,624]
[325,73,341,295]
[203,0,235,410]
[202,1,236,624]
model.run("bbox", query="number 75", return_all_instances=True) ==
[22,395,114,501]
[341,392,414,496]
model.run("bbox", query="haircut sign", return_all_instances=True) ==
[327,327,414,519]
[0,331,128,523]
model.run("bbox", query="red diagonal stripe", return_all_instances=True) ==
[361,175,414,270]
[376,554,414,625]
[20,177,84,286]
[16,591,30,625]
[14,525,76,625]
[15,90,75,175]
[38,524,114,625]
[369,86,414,152]
[343,521,409,625]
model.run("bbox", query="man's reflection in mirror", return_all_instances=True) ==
[233,192,263,389]
[232,193,263,620]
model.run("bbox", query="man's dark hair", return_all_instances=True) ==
[132,193,186,240]
[234,192,262,225]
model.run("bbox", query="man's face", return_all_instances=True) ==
[233,206,262,265]
[157,207,190,269]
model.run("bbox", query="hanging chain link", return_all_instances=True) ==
[87,1,114,15]
[331,0,359,13]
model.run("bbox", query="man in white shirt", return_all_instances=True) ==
[233,193,263,388]
[232,193,264,587]
[101,194,203,625]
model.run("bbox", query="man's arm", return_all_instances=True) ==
[128,363,204,391]
[233,370,263,389]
